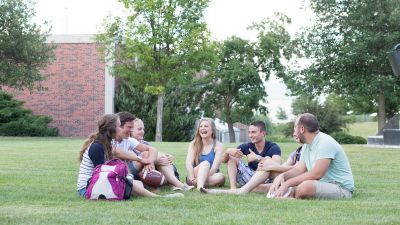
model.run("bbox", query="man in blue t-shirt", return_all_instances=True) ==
[269,113,354,199]
[222,120,282,189]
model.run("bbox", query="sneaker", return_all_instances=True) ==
[182,183,194,191]
[171,183,194,191]
[266,191,275,198]
[266,187,293,198]
[283,187,293,198]
[163,193,184,198]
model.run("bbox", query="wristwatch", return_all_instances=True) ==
[256,155,262,162]
[137,155,143,162]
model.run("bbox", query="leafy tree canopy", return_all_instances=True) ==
[284,0,400,130]
[0,0,54,90]
[97,0,216,141]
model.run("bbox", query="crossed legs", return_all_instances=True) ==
[194,161,225,190]
[202,156,278,195]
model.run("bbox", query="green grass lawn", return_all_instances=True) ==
[1,137,399,225]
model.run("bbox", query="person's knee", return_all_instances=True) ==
[215,173,225,184]
[227,156,238,166]
[199,160,211,169]
[295,180,316,199]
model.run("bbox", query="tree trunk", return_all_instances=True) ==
[155,93,164,142]
[378,93,385,133]
[226,116,236,143]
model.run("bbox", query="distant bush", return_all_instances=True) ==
[0,91,58,136]
[267,134,295,143]
[331,132,367,144]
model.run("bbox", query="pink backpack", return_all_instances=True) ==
[85,159,132,200]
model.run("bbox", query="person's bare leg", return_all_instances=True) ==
[294,180,316,199]
[157,164,184,188]
[238,170,270,193]
[252,183,271,193]
[205,172,225,187]
[196,161,211,190]
[131,180,158,197]
[202,170,270,195]
[227,157,239,189]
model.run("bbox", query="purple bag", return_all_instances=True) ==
[85,159,130,200]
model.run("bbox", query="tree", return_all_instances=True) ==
[291,95,346,134]
[285,0,400,131]
[199,36,266,142]
[115,80,201,141]
[97,0,216,141]
[0,0,54,90]
[276,107,288,120]
[199,14,293,142]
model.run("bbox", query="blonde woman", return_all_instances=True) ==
[186,118,225,190]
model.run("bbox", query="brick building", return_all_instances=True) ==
[9,35,115,137]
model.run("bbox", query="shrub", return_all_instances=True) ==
[267,134,295,143]
[0,91,58,136]
[331,132,367,144]
[115,81,201,141]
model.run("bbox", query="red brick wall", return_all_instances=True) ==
[11,43,106,137]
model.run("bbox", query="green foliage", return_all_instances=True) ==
[331,132,367,144]
[199,36,267,127]
[195,13,293,142]
[291,95,347,134]
[115,80,200,141]
[0,91,58,136]
[276,107,288,120]
[267,134,295,143]
[285,0,400,124]
[97,0,216,140]
[0,0,55,90]
[248,12,294,79]
[279,121,295,138]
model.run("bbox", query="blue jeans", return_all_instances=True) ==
[78,187,87,197]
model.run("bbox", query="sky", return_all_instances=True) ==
[34,0,313,121]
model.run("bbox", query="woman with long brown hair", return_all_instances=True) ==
[186,118,225,190]
[77,114,183,198]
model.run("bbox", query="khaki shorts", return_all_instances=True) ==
[315,181,352,199]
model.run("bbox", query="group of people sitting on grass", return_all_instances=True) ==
[77,112,354,199]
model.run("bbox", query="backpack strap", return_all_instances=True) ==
[293,146,302,162]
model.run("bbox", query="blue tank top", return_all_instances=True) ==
[199,147,216,166]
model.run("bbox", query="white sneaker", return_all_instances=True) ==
[266,191,275,198]
[172,183,194,191]
[283,187,293,198]
[266,187,293,198]
[164,193,184,198]
[182,183,194,191]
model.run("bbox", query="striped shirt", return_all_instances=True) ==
[76,142,105,190]
[77,149,95,190]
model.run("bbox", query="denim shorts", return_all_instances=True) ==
[127,161,140,178]
[78,187,87,197]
